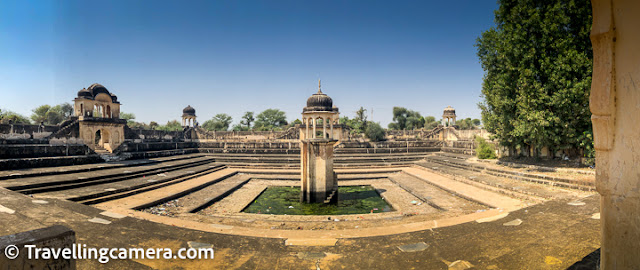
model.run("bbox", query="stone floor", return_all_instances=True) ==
[0,152,601,269]
[0,187,600,269]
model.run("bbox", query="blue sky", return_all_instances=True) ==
[0,1,498,127]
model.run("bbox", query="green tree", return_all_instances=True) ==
[31,103,72,125]
[149,121,159,130]
[253,109,288,131]
[119,112,136,121]
[476,0,592,156]
[476,136,497,159]
[291,119,302,125]
[55,103,73,119]
[0,109,31,124]
[388,107,423,130]
[119,112,140,128]
[157,120,182,131]
[456,118,482,130]
[127,121,149,129]
[240,111,255,129]
[232,124,249,131]
[365,122,386,142]
[202,114,233,131]
[31,105,52,124]
[423,116,439,130]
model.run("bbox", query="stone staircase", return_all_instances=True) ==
[94,146,121,162]
[45,119,80,140]
[422,153,595,191]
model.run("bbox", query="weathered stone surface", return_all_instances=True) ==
[31,200,49,204]
[447,260,473,270]
[87,217,111,224]
[0,225,75,269]
[503,219,523,226]
[591,1,640,267]
[0,204,15,214]
[187,241,214,249]
[100,211,126,219]
[397,242,429,252]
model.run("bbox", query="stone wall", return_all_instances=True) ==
[115,141,198,153]
[0,124,60,140]
[0,225,76,269]
[0,144,92,159]
[455,129,490,140]
[0,155,103,170]
[132,129,185,141]
[194,128,286,141]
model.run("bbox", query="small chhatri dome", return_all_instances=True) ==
[183,105,196,116]
[77,88,92,98]
[304,80,335,112]
[444,106,456,114]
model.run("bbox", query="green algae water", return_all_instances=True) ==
[243,186,394,215]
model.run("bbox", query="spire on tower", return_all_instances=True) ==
[318,79,322,93]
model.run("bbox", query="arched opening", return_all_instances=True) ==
[94,130,101,145]
[107,105,111,118]
[95,129,110,149]
[80,104,84,116]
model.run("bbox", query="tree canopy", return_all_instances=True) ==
[156,120,182,131]
[388,107,424,130]
[340,106,368,134]
[423,116,439,130]
[253,109,288,131]
[456,118,482,130]
[0,109,31,124]
[30,103,73,125]
[365,122,385,142]
[475,0,592,156]
[240,112,254,129]
[202,114,233,131]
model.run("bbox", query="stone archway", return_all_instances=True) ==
[94,129,110,149]
[94,130,101,145]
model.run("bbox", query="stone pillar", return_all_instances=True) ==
[312,118,316,139]
[591,0,640,268]
[300,139,338,203]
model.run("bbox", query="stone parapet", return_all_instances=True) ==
[0,225,76,269]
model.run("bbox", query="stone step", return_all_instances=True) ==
[96,168,238,211]
[425,155,594,190]
[175,175,252,213]
[402,167,526,211]
[73,165,228,205]
[0,154,204,181]
[4,157,215,194]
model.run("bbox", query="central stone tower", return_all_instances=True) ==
[300,80,340,203]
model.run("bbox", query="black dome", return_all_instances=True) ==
[304,89,334,112]
[77,88,92,98]
[88,83,111,97]
[182,105,196,116]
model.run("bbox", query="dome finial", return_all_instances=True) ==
[318,79,322,94]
